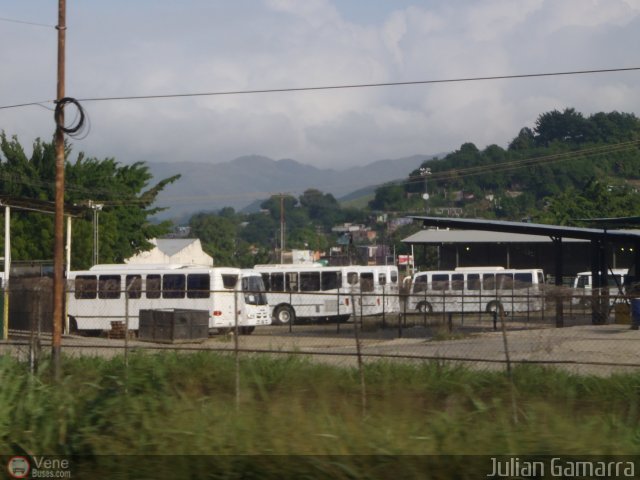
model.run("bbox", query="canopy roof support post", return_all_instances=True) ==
[552,236,563,328]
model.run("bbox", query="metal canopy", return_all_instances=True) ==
[407,215,640,327]
[407,216,640,242]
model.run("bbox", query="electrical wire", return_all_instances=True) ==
[1,66,640,111]
[0,16,55,28]
[54,97,88,138]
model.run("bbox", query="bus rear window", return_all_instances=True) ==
[222,274,238,290]
[360,273,374,292]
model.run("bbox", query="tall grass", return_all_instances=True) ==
[1,352,639,472]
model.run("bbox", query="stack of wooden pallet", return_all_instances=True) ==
[108,321,126,339]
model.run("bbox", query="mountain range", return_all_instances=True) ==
[148,154,437,222]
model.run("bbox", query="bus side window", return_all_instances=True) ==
[413,275,427,293]
[390,271,398,284]
[514,273,533,288]
[300,272,320,292]
[222,274,238,289]
[147,274,161,299]
[98,275,121,300]
[467,274,480,291]
[261,273,270,291]
[360,273,374,292]
[577,275,589,288]
[126,275,142,299]
[271,273,284,292]
[321,271,340,291]
[379,273,387,286]
[483,273,496,290]
[497,273,514,290]
[187,274,210,299]
[451,274,464,291]
[432,274,449,291]
[163,274,186,299]
[75,275,97,299]
[347,272,358,285]
[285,272,299,292]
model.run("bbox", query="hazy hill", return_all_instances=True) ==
[148,154,437,221]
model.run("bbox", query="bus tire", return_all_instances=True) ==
[273,305,295,325]
[417,302,433,314]
[68,316,78,335]
[239,326,255,335]
[485,301,504,316]
[336,315,351,323]
[578,297,592,308]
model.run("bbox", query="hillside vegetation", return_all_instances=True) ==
[372,108,640,223]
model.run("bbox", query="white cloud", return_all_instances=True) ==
[1,0,640,171]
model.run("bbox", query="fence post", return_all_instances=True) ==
[124,282,130,369]
[381,284,386,329]
[234,287,240,412]
[351,292,367,418]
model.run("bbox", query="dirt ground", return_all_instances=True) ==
[5,312,638,376]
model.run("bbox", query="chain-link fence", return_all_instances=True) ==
[2,278,640,377]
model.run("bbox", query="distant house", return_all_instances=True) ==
[125,238,213,266]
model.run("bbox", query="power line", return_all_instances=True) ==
[1,66,640,111]
[0,16,56,28]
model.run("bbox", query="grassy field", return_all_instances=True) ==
[1,352,639,477]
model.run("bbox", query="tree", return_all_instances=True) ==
[0,133,180,268]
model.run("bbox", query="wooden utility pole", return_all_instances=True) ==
[52,0,67,377]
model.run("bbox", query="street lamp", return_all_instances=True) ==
[419,167,432,212]
[88,201,103,266]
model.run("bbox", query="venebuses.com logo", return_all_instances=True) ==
[7,456,30,479]
[6,455,72,478]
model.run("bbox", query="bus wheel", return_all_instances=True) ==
[68,317,78,335]
[239,326,255,335]
[579,297,592,308]
[417,302,433,313]
[336,315,351,323]
[273,305,295,325]
[485,301,504,316]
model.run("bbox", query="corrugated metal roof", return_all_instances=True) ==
[402,229,586,244]
[405,216,640,243]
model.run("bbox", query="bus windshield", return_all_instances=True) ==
[242,276,268,305]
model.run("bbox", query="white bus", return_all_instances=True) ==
[571,268,628,306]
[254,264,352,324]
[66,264,271,335]
[342,265,400,316]
[406,266,545,315]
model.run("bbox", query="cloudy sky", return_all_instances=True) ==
[1,0,640,169]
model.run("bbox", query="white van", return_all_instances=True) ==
[571,268,628,306]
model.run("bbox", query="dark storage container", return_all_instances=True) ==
[139,309,209,343]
